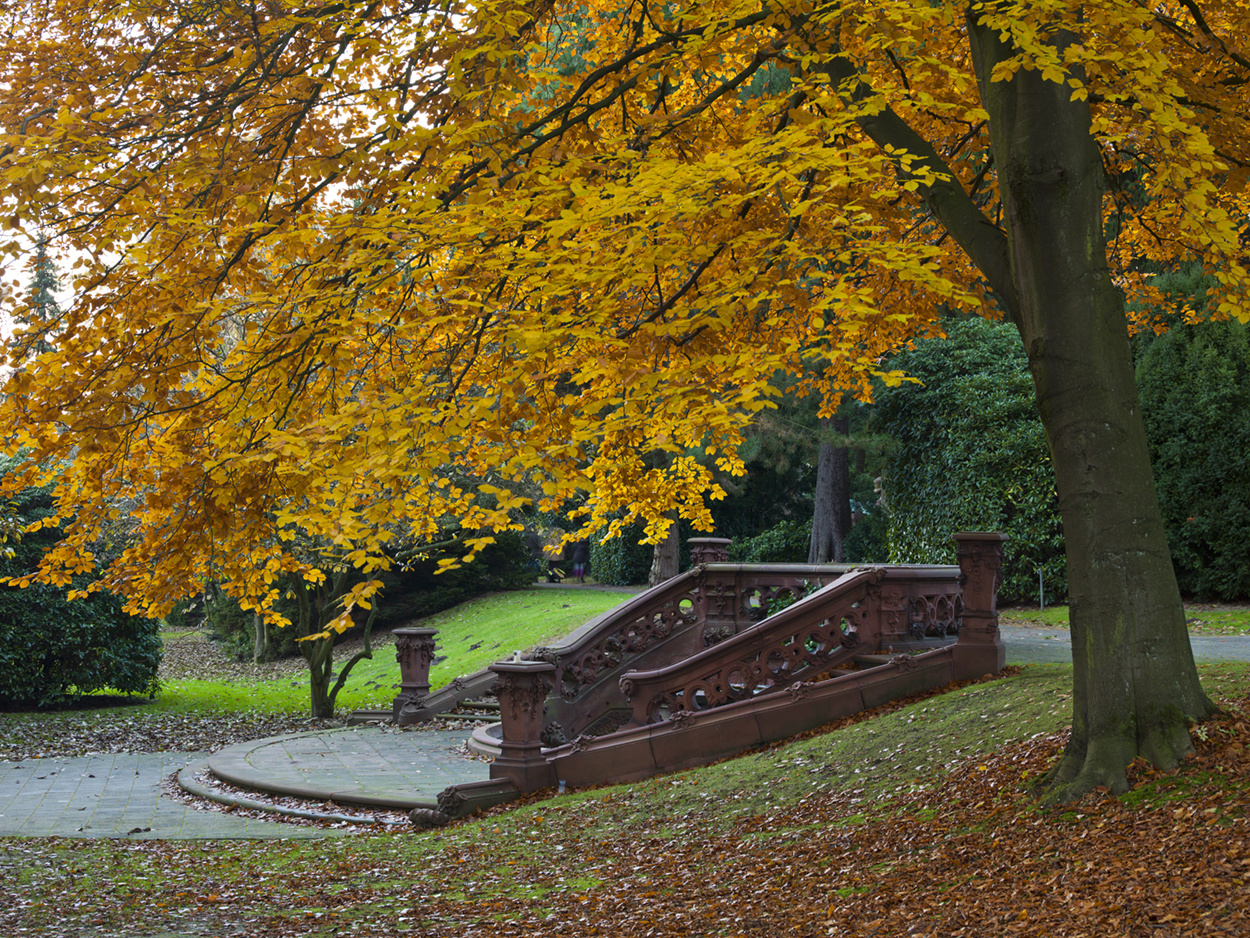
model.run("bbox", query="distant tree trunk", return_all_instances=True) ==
[251,612,269,663]
[969,19,1214,800]
[809,416,852,563]
[648,519,680,586]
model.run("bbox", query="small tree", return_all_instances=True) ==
[288,562,379,719]
[12,236,60,360]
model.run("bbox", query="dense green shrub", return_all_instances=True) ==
[843,506,890,563]
[1136,316,1250,600]
[874,318,1066,604]
[728,518,812,563]
[725,510,889,565]
[0,481,161,708]
[589,520,654,586]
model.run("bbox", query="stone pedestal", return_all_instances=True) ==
[392,628,438,719]
[952,532,1009,678]
[488,660,557,793]
[688,537,732,565]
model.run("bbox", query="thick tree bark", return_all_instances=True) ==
[648,518,681,586]
[967,19,1214,799]
[809,416,852,563]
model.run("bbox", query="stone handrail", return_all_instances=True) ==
[528,563,865,743]
[618,564,963,726]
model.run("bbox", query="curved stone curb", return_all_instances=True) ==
[205,727,481,812]
[175,758,406,826]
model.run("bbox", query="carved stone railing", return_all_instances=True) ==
[436,531,1007,801]
[533,531,1009,792]
[527,562,865,744]
[618,564,963,726]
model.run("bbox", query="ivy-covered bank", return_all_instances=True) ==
[875,318,1066,604]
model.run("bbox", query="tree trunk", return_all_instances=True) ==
[251,612,269,664]
[307,635,335,719]
[648,519,680,586]
[969,18,1214,799]
[809,416,852,563]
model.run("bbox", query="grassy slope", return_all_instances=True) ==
[155,587,637,715]
[5,660,1248,936]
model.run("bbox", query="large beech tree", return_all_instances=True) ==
[1,0,1247,798]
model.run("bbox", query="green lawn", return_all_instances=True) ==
[7,659,1249,938]
[153,587,637,716]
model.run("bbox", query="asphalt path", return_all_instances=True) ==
[1000,624,1250,665]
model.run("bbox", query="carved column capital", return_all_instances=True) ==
[688,537,732,565]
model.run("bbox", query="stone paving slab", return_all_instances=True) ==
[0,752,330,840]
[206,726,487,810]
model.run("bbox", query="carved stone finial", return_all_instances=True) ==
[437,786,468,816]
[540,722,568,748]
[687,537,732,565]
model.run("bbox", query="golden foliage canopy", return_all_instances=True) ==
[0,0,1247,622]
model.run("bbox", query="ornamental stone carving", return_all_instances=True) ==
[409,807,450,828]
[668,709,697,728]
[437,786,467,816]
[703,624,735,647]
[494,672,553,723]
[786,681,812,701]
[395,630,437,671]
[703,580,736,617]
[531,647,561,666]
[540,722,569,748]
[687,537,732,565]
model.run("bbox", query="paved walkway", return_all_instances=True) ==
[3,631,1248,841]
[205,726,487,808]
[1001,625,1250,665]
[0,752,328,840]
[0,726,483,840]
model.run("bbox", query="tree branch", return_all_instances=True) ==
[817,56,1021,326]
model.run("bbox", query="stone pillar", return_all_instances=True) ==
[688,537,732,565]
[689,538,734,645]
[952,532,1009,678]
[392,627,438,719]
[488,660,557,793]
